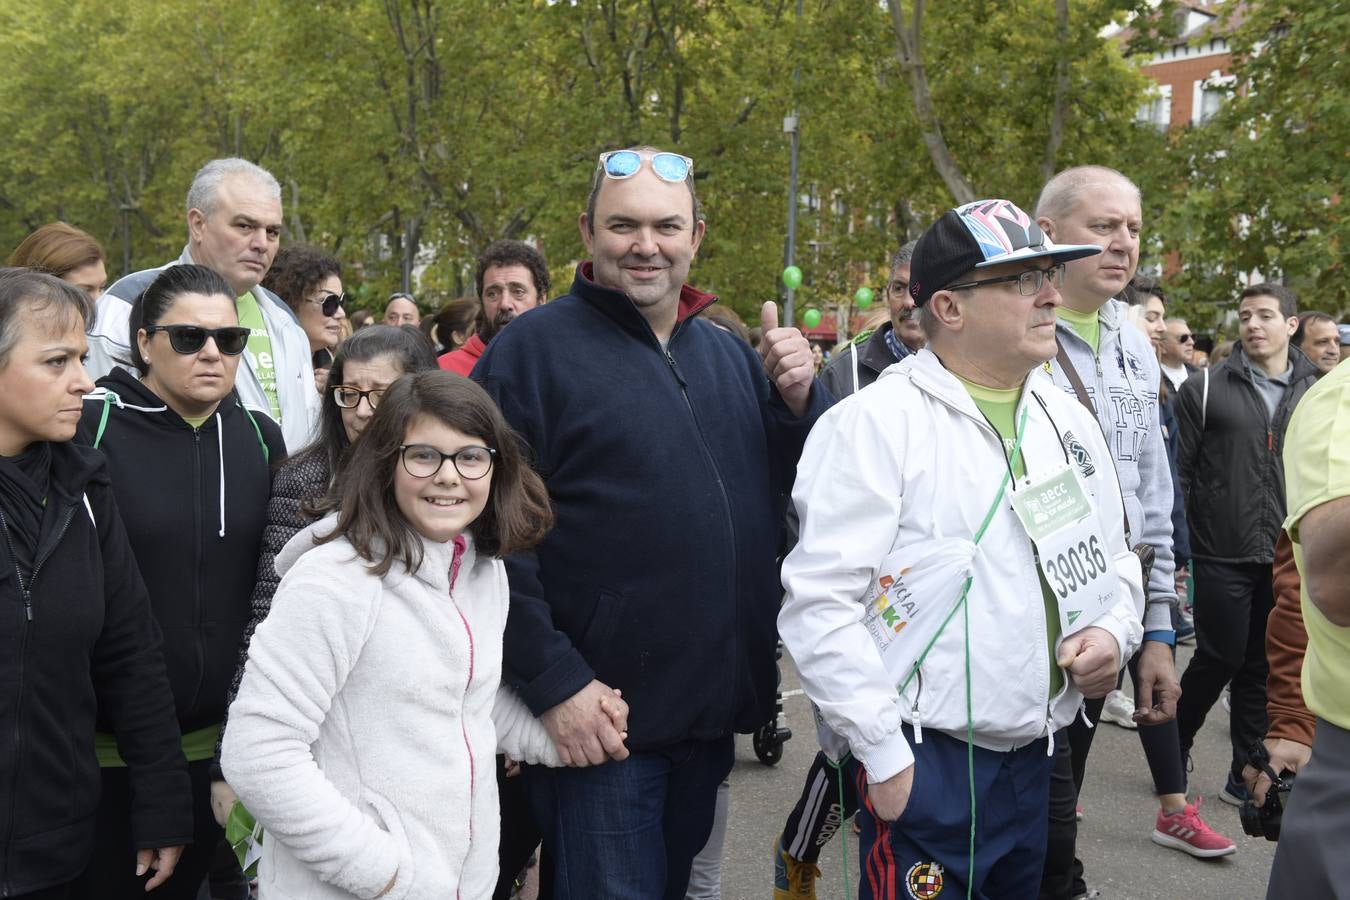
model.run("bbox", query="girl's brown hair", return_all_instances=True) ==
[318,370,552,575]
[8,222,105,277]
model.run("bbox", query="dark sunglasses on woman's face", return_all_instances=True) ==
[310,292,344,317]
[144,324,251,356]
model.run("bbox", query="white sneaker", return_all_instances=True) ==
[1099,690,1137,729]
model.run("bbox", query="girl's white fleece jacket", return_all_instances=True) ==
[779,350,1145,784]
[221,517,559,900]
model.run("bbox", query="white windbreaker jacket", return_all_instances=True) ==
[779,349,1144,784]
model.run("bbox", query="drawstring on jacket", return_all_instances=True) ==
[88,388,270,540]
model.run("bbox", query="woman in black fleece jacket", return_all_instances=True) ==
[0,269,190,899]
[71,266,285,899]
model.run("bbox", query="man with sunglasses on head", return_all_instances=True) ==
[1033,166,1232,899]
[86,157,319,451]
[440,239,549,376]
[780,199,1143,900]
[1161,317,1198,391]
[473,146,829,900]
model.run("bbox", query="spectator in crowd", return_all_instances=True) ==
[1292,310,1341,376]
[1257,348,1350,898]
[1207,340,1233,368]
[223,371,617,899]
[474,145,827,899]
[433,297,479,354]
[383,291,419,326]
[1174,283,1319,808]
[1161,317,1198,391]
[71,264,285,899]
[85,158,319,452]
[350,309,374,331]
[0,268,191,897]
[809,342,825,373]
[1339,324,1350,363]
[8,221,108,300]
[774,239,919,898]
[261,245,347,390]
[440,240,549,376]
[779,199,1142,900]
[1033,167,1208,894]
[700,303,752,343]
[213,325,439,822]
[1126,275,1167,351]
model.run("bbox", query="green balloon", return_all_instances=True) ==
[781,265,803,290]
[802,308,822,329]
[854,287,874,308]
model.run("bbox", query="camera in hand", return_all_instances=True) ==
[1239,740,1296,841]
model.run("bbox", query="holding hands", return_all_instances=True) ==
[542,679,630,767]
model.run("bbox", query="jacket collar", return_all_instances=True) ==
[1222,342,1319,385]
[277,513,479,597]
[572,262,717,344]
[902,348,1050,426]
[860,322,907,374]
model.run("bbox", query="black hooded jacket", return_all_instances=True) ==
[0,439,191,894]
[76,369,285,739]
[1175,344,1320,564]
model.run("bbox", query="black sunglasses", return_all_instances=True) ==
[144,324,251,356]
[310,292,344,317]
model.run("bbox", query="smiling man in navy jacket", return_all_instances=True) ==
[473,146,829,899]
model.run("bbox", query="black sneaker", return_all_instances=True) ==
[1219,771,1250,807]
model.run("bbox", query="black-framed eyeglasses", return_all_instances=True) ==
[308,292,344,317]
[944,263,1066,297]
[331,385,386,410]
[399,443,497,480]
[144,324,251,356]
[599,150,694,183]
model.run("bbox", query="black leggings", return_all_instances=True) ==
[778,750,859,864]
[495,755,553,900]
[69,759,218,900]
[1040,647,1188,900]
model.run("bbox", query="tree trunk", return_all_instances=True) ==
[886,0,976,205]
[1040,0,1072,184]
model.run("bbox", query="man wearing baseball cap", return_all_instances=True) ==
[779,199,1144,899]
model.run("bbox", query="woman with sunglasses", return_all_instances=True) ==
[210,326,438,826]
[72,264,286,899]
[261,245,347,392]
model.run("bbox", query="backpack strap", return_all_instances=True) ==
[1202,367,1210,431]
[1054,340,1132,544]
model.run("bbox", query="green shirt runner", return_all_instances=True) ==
[956,374,1065,698]
[236,292,282,423]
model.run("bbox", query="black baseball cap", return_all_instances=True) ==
[909,199,1101,307]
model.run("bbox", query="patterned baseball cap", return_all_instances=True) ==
[909,199,1101,307]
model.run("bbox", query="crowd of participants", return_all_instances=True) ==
[0,150,1345,900]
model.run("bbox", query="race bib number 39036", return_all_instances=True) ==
[1009,466,1115,636]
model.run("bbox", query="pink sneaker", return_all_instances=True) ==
[1151,798,1237,858]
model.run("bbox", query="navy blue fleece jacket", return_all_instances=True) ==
[473,264,829,750]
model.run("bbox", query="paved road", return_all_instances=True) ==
[718,645,1277,900]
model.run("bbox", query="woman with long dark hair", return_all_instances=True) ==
[0,268,189,898]
[70,264,286,898]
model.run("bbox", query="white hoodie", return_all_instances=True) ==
[222,518,559,900]
[779,350,1144,784]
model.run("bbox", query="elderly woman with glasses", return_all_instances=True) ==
[69,264,287,899]
[261,245,348,391]
[210,325,439,827]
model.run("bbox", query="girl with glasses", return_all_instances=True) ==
[0,268,191,899]
[261,246,348,392]
[223,371,624,899]
[210,326,439,837]
[70,264,287,899]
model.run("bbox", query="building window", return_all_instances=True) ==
[1138,84,1173,130]
[1192,72,1235,125]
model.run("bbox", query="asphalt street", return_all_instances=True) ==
[717,644,1278,900]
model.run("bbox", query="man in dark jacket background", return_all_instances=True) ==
[818,241,919,398]
[1174,282,1319,804]
[473,146,828,900]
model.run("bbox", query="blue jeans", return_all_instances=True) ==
[525,736,734,900]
